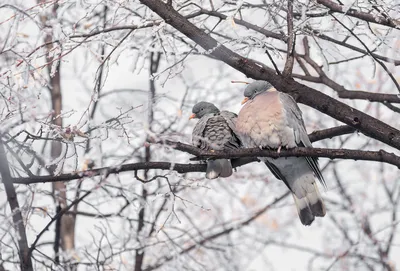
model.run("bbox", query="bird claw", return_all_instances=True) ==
[277,145,282,154]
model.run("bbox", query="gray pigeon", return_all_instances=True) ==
[235,81,326,226]
[190,101,241,179]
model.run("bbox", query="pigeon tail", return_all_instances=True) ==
[206,159,233,179]
[292,182,326,226]
[307,182,326,217]
[293,195,314,226]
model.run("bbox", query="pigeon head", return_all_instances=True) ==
[242,81,274,104]
[189,101,220,119]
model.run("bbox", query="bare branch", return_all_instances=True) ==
[187,9,287,41]
[28,189,92,259]
[69,22,160,39]
[308,125,356,142]
[331,14,400,93]
[316,0,400,29]
[307,27,400,66]
[282,0,295,77]
[143,192,290,271]
[337,91,400,103]
[0,141,33,271]
[11,143,400,185]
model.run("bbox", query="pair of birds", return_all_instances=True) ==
[189,80,326,226]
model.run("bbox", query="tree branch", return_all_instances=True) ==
[12,159,251,184]
[295,38,400,104]
[338,91,400,103]
[69,21,160,38]
[316,0,400,29]
[282,0,295,77]
[188,147,400,166]
[308,125,356,142]
[0,141,33,271]
[307,27,400,66]
[12,143,400,185]
[143,192,290,271]
[187,9,286,41]
[28,189,92,259]
[138,0,400,150]
[331,14,400,93]
[192,7,400,66]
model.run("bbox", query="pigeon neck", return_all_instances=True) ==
[251,90,266,100]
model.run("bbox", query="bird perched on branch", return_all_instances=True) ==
[190,102,241,179]
[235,80,326,225]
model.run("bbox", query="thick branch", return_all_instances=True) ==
[189,147,400,167]
[12,158,253,184]
[338,91,400,103]
[12,145,400,185]
[138,0,400,150]
[308,125,356,142]
[282,0,295,77]
[0,142,33,271]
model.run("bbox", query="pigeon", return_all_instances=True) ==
[235,80,326,225]
[190,101,241,179]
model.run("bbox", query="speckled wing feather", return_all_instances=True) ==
[192,115,213,150]
[203,115,237,151]
[192,112,241,151]
[220,111,242,149]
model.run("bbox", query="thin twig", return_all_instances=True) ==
[331,14,400,93]
[317,0,400,28]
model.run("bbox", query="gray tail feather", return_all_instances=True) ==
[293,195,314,226]
[308,182,326,217]
[299,205,314,226]
[206,159,233,179]
[310,199,326,217]
[293,184,326,226]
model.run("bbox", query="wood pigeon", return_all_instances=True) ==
[190,101,241,179]
[235,81,326,225]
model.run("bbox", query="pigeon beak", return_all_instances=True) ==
[241,97,249,105]
[189,113,196,120]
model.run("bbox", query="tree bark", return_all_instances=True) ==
[38,0,75,261]
[0,142,33,271]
